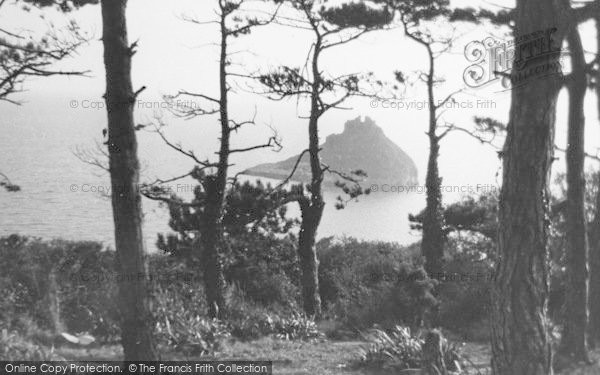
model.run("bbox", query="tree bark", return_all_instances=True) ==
[558,25,590,363]
[422,45,445,279]
[198,12,230,320]
[101,0,158,360]
[296,35,325,318]
[589,16,600,348]
[422,130,444,278]
[422,329,448,375]
[298,200,324,317]
[46,271,64,334]
[491,1,566,373]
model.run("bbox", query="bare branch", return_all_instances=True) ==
[172,90,221,105]
[228,138,280,154]
[555,146,600,162]
[0,171,20,192]
[268,148,310,192]
[150,120,216,167]
[229,106,257,131]
[228,123,282,154]
[435,89,463,110]
[437,122,501,149]
[0,19,91,103]
[72,141,110,172]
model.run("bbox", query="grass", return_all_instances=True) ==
[48,338,600,375]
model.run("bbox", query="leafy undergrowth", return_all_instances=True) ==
[355,327,464,372]
[50,339,600,375]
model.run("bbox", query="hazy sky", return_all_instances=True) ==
[2,0,599,188]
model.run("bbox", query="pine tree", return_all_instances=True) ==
[256,0,391,317]
[491,0,569,372]
[145,0,280,319]
[101,0,158,360]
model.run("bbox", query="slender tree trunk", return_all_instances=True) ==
[296,37,324,317]
[422,330,448,375]
[590,179,600,346]
[491,1,566,373]
[558,25,590,363]
[298,200,323,317]
[589,16,600,348]
[199,15,230,319]
[46,271,63,334]
[201,195,227,319]
[101,0,158,360]
[422,46,445,278]
[423,134,444,277]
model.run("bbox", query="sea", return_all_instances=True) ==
[0,96,502,250]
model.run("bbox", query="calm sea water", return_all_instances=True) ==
[0,97,492,250]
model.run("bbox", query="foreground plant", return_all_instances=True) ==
[356,326,464,373]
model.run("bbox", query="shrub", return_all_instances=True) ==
[356,326,464,372]
[356,326,423,370]
[0,234,304,344]
[154,287,229,355]
[437,237,494,332]
[228,308,322,342]
[270,312,323,341]
[0,330,63,361]
[227,294,277,341]
[318,237,436,330]
[0,235,119,340]
[0,279,19,330]
[224,234,301,308]
[226,289,322,341]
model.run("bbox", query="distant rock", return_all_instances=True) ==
[243,116,418,186]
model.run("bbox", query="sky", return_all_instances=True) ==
[1,0,599,189]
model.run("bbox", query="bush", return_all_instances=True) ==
[437,237,494,333]
[269,312,323,341]
[0,233,495,347]
[0,330,63,361]
[227,295,322,342]
[318,238,436,330]
[357,326,423,370]
[228,312,322,342]
[226,234,300,309]
[0,235,119,340]
[356,326,464,372]
[154,287,229,355]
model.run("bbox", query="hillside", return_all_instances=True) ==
[243,116,418,186]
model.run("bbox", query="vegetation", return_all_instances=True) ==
[356,326,463,372]
[255,0,392,318]
[3,0,600,373]
[100,0,158,360]
[144,0,281,320]
[1,167,599,370]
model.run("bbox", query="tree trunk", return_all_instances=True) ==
[589,16,600,348]
[422,135,444,278]
[200,173,228,319]
[101,0,158,360]
[296,109,324,317]
[46,271,63,334]
[422,45,445,279]
[422,329,448,375]
[197,13,230,320]
[587,15,600,348]
[294,36,325,318]
[590,178,600,347]
[558,25,590,363]
[298,201,324,317]
[491,1,566,373]
[200,198,227,319]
